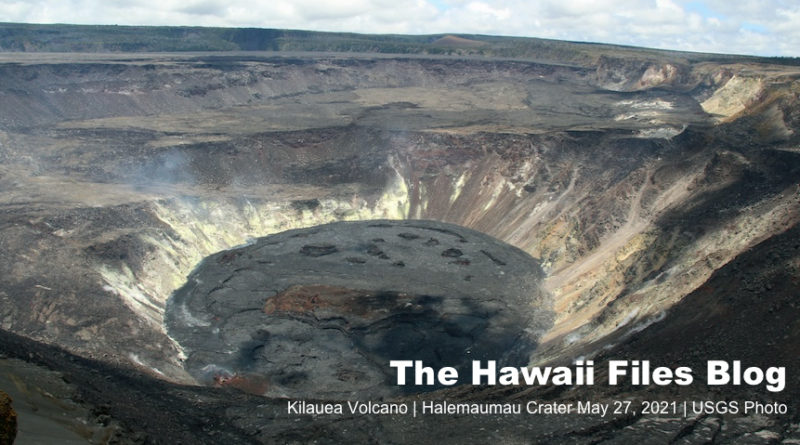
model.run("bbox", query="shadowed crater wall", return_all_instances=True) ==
[166,219,553,399]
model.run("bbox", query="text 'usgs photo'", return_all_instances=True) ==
[0,1,799,443]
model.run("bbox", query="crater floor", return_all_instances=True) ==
[167,220,552,398]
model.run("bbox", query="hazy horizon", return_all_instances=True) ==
[1,1,798,57]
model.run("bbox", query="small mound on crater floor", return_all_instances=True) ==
[166,220,553,399]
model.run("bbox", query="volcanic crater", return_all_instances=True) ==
[1,25,800,443]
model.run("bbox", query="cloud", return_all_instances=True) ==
[465,2,510,20]
[178,1,227,17]
[0,0,797,56]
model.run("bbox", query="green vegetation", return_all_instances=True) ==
[0,22,797,67]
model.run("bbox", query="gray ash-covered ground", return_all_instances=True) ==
[167,220,552,399]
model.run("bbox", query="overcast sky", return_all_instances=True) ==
[2,0,798,57]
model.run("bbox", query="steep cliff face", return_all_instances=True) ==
[0,51,798,388]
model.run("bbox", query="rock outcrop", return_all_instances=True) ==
[0,390,16,445]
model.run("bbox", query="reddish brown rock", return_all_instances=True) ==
[263,284,414,321]
[0,390,17,445]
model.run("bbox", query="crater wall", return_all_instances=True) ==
[0,52,798,385]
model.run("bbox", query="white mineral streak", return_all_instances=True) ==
[97,169,411,333]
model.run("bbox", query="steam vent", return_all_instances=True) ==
[167,220,552,398]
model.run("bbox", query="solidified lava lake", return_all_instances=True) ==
[166,220,553,399]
